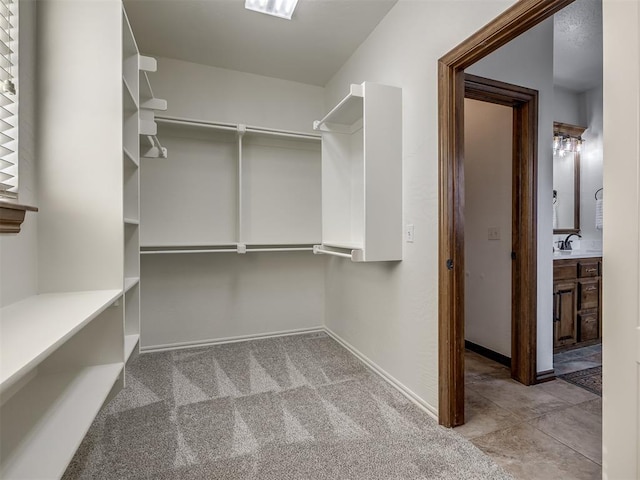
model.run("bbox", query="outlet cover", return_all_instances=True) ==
[406,224,414,243]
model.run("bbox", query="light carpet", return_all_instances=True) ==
[63,332,513,479]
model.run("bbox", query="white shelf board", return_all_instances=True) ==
[123,146,138,168]
[322,241,364,250]
[124,217,139,225]
[124,334,139,361]
[314,84,363,129]
[0,290,122,392]
[0,363,123,479]
[122,77,138,112]
[124,277,139,293]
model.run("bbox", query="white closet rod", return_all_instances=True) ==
[141,249,237,255]
[156,116,237,132]
[141,246,315,255]
[246,247,313,253]
[156,115,320,141]
[312,246,353,259]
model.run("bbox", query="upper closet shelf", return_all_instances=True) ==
[313,83,364,133]
[0,289,122,393]
[156,115,321,141]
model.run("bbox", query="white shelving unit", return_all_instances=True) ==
[0,2,129,477]
[122,9,166,363]
[140,116,321,251]
[313,82,403,262]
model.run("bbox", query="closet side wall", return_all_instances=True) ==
[323,0,517,412]
[139,59,326,349]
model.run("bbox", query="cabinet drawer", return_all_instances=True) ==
[578,279,599,310]
[579,261,599,278]
[554,263,578,281]
[579,312,599,342]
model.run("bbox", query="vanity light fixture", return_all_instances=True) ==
[553,133,583,156]
[245,0,299,20]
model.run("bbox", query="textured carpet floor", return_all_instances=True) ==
[63,332,513,479]
[558,366,602,396]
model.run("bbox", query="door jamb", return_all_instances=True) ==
[438,0,575,428]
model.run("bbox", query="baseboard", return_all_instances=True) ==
[324,327,438,421]
[140,326,325,353]
[465,340,511,368]
[535,369,556,383]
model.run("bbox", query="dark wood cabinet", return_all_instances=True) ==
[553,256,602,352]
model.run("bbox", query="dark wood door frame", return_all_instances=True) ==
[438,0,575,428]
[465,72,539,388]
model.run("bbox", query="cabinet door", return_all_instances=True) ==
[554,281,577,348]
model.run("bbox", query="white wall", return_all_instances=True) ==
[323,0,516,412]
[602,0,639,476]
[140,59,326,349]
[464,99,512,358]
[553,86,585,125]
[153,57,324,134]
[0,0,37,307]
[466,18,555,374]
[578,85,603,245]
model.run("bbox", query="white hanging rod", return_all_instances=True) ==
[141,248,237,255]
[246,247,313,253]
[140,245,315,255]
[312,245,354,259]
[156,116,237,132]
[156,115,320,141]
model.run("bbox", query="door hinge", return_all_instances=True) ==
[446,259,454,270]
[511,251,516,260]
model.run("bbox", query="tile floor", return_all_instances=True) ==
[553,343,602,376]
[455,350,602,480]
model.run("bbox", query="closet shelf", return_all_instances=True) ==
[125,334,139,360]
[0,363,124,479]
[123,146,138,168]
[0,289,122,393]
[124,276,139,293]
[122,77,138,112]
[156,115,321,141]
[313,83,364,132]
[124,217,139,225]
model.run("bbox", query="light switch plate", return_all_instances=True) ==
[406,224,414,243]
[488,227,500,240]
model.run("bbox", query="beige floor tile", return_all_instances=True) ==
[465,352,511,384]
[534,379,599,405]
[528,406,601,465]
[576,398,602,417]
[454,387,520,439]
[471,423,601,480]
[470,377,570,420]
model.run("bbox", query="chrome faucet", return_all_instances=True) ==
[558,233,581,251]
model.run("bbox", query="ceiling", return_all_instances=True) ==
[123,0,398,87]
[554,0,603,92]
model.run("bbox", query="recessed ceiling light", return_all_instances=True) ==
[245,0,299,20]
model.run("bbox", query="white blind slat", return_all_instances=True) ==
[0,0,16,195]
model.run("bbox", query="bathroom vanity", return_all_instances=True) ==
[553,252,602,351]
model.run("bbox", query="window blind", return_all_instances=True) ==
[0,0,17,197]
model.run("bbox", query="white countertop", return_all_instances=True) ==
[553,250,602,259]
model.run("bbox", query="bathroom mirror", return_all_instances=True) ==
[553,122,585,234]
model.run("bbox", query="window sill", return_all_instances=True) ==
[0,200,38,234]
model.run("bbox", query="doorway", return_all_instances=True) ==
[437,0,575,428]
[463,74,538,390]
